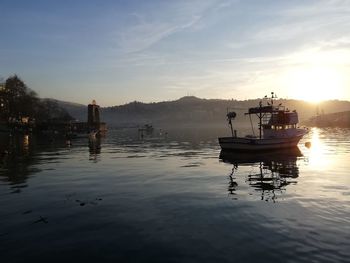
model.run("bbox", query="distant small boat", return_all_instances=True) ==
[218,92,308,151]
[138,124,154,134]
[138,124,154,138]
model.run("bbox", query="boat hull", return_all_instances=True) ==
[218,136,304,151]
[219,147,302,164]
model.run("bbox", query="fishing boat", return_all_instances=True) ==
[218,92,308,151]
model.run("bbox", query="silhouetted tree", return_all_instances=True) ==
[0,80,6,121]
[0,75,72,123]
[1,75,31,120]
[36,99,73,122]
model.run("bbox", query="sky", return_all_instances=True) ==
[1,0,350,106]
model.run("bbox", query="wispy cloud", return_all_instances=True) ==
[225,0,350,53]
[116,14,202,53]
[114,0,222,53]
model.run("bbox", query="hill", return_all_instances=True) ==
[45,99,87,121]
[54,96,350,128]
[101,97,350,127]
[305,111,350,127]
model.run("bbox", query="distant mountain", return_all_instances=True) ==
[45,99,87,121]
[54,96,350,128]
[102,96,232,127]
[305,111,350,127]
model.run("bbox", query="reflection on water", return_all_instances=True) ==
[307,128,328,169]
[220,148,302,202]
[0,134,38,189]
[89,136,102,162]
[23,135,30,153]
[0,127,349,263]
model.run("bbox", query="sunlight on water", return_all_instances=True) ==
[307,128,331,170]
[0,127,349,263]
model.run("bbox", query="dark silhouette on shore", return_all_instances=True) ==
[0,75,72,132]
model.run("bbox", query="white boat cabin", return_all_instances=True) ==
[247,104,305,139]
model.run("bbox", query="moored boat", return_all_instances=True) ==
[218,92,308,151]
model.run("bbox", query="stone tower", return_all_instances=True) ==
[87,100,100,128]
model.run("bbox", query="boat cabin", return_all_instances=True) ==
[246,102,302,139]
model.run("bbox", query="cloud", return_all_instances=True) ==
[116,14,202,53]
[258,1,350,41]
[113,0,224,53]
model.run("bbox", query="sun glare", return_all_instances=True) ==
[307,128,330,170]
[283,66,346,103]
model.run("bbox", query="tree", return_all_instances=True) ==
[1,75,38,121]
[0,80,6,121]
[36,99,73,122]
[0,74,73,124]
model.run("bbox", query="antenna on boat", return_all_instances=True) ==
[226,110,237,138]
[265,92,277,106]
[270,92,277,105]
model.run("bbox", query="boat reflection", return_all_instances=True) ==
[220,148,303,202]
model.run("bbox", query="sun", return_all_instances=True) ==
[282,66,347,103]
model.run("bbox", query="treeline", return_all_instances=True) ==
[0,75,72,124]
[99,96,350,127]
[304,111,350,127]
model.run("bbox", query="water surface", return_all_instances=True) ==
[0,127,349,262]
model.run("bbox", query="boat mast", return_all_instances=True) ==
[259,92,276,139]
[259,100,262,139]
[270,91,276,106]
[226,110,237,138]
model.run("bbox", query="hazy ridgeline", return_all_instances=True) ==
[58,96,350,128]
[305,110,350,128]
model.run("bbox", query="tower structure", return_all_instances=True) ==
[87,100,100,129]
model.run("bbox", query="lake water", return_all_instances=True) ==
[0,127,349,263]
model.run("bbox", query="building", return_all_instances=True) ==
[87,100,107,132]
